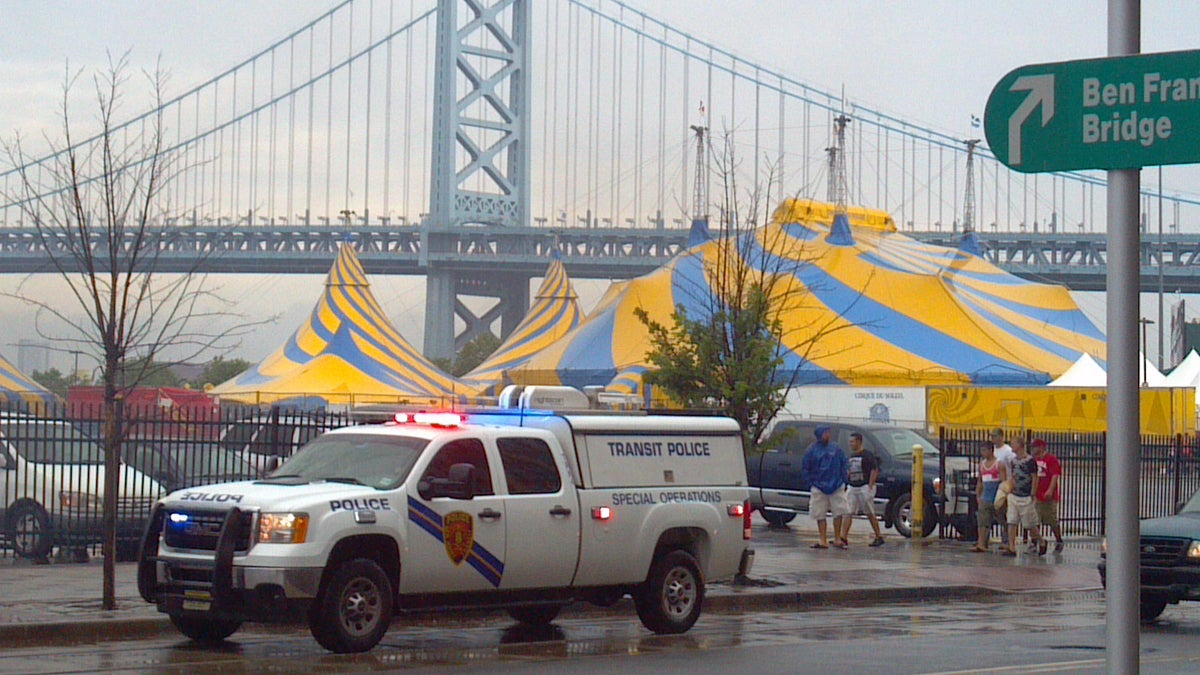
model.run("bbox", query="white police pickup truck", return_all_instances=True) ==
[137,387,753,653]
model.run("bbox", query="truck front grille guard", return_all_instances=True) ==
[137,505,248,608]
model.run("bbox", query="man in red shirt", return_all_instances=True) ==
[1032,438,1065,553]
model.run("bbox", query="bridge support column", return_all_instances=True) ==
[423,269,457,363]
[424,268,532,363]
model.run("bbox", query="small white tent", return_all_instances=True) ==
[1164,350,1200,388]
[1048,353,1107,387]
[1049,352,1169,387]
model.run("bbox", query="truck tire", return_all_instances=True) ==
[6,501,53,560]
[506,603,562,625]
[635,549,704,634]
[760,510,797,528]
[891,492,937,539]
[1140,597,1168,623]
[170,614,242,643]
[310,558,394,653]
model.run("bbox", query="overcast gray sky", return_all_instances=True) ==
[1,1,1196,372]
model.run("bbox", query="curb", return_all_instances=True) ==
[0,583,1103,647]
[0,616,171,644]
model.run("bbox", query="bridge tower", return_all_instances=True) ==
[423,0,532,362]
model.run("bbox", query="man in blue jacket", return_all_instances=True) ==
[801,425,850,549]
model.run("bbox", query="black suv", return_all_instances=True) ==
[748,420,971,538]
[1099,488,1200,622]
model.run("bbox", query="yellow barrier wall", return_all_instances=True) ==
[926,386,1195,435]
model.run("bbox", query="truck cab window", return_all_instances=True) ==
[421,438,493,496]
[497,437,562,495]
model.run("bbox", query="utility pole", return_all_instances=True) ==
[962,139,981,234]
[690,121,708,223]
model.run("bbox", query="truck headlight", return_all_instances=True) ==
[932,478,943,494]
[258,513,309,544]
[1188,541,1200,560]
[59,491,103,512]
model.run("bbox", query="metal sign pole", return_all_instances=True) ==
[1106,2,1140,672]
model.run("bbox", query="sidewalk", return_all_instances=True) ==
[0,516,1104,643]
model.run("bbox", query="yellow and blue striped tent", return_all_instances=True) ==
[212,244,478,405]
[0,350,58,410]
[509,199,1106,393]
[462,256,582,395]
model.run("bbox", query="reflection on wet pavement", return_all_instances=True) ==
[9,590,1193,674]
[6,592,1200,674]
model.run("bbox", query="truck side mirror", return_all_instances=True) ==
[417,463,477,500]
[263,456,281,475]
[446,463,476,500]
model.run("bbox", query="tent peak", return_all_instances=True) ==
[825,212,855,246]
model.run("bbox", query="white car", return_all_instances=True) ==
[218,412,343,474]
[0,414,164,560]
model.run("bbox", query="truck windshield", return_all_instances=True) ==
[875,428,940,459]
[269,433,428,490]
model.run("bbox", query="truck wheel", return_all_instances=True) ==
[635,549,704,634]
[6,501,53,560]
[892,493,937,539]
[1140,597,1168,623]
[170,614,241,643]
[760,510,797,528]
[310,558,394,653]
[506,603,562,625]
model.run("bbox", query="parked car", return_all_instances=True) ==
[218,411,342,474]
[1099,488,1200,622]
[124,441,258,493]
[0,414,164,560]
[748,420,971,538]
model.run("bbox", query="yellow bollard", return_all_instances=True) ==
[911,444,924,539]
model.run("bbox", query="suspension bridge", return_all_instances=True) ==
[2,0,1199,360]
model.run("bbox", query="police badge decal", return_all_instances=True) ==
[443,511,474,565]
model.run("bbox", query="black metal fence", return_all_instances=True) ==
[0,400,352,561]
[936,428,1200,539]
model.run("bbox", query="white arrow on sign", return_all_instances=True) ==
[1007,74,1055,166]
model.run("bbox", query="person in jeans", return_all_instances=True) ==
[990,428,1014,546]
[839,432,886,547]
[1032,438,1065,553]
[801,425,850,549]
[972,441,1005,552]
[1004,437,1047,556]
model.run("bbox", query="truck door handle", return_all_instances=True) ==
[478,508,502,521]
[549,505,572,517]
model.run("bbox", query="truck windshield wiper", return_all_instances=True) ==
[323,477,365,485]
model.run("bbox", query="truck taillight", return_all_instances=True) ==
[591,506,612,521]
[733,500,752,540]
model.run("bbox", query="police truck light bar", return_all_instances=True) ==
[393,412,465,427]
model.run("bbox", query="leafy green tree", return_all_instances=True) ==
[121,356,184,388]
[195,356,252,388]
[453,333,502,376]
[31,367,72,399]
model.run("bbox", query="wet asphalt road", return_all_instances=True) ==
[4,591,1200,674]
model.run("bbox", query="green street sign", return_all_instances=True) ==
[984,49,1200,173]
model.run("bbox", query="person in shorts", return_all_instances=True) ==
[1004,437,1047,556]
[972,441,1004,552]
[1032,438,1065,553]
[801,425,849,549]
[839,432,885,547]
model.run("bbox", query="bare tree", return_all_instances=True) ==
[637,128,868,452]
[2,53,259,609]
